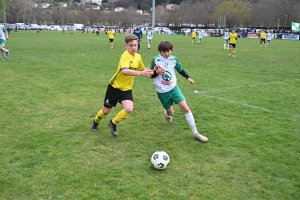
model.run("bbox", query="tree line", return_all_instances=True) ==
[1,0,299,29]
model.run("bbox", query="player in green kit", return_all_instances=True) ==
[223,27,230,50]
[146,27,153,49]
[150,40,208,143]
[0,26,9,60]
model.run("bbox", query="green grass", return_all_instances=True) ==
[0,30,299,199]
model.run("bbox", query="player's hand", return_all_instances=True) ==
[153,65,160,71]
[188,78,194,84]
[141,68,154,77]
[154,65,165,75]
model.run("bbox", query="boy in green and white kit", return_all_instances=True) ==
[146,27,153,49]
[0,26,9,60]
[150,40,208,142]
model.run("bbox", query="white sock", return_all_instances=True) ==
[185,111,198,134]
[3,48,8,52]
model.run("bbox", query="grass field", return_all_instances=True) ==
[0,30,299,199]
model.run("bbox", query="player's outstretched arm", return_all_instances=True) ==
[141,68,154,77]
[122,68,154,77]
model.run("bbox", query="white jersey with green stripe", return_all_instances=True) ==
[151,54,183,93]
[223,31,229,39]
[266,33,272,40]
[146,30,153,39]
[0,28,6,41]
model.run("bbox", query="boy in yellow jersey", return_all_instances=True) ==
[91,34,154,136]
[228,29,238,57]
[191,30,197,44]
[260,30,266,47]
[107,27,115,49]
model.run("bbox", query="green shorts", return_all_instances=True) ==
[0,39,6,46]
[157,86,185,109]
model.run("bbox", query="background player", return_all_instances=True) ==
[228,28,238,57]
[107,27,115,49]
[197,30,203,44]
[146,27,153,49]
[260,29,266,47]
[223,27,230,49]
[266,29,272,47]
[191,30,196,44]
[0,26,9,60]
[133,26,143,53]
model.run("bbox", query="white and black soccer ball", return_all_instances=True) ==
[151,151,170,170]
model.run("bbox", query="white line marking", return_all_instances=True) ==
[201,79,300,94]
[197,79,300,118]
[201,94,272,112]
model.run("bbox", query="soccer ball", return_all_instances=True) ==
[151,151,170,170]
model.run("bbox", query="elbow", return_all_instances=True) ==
[121,68,130,75]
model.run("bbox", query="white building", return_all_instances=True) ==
[166,4,179,10]
[82,0,102,4]
[59,3,68,8]
[41,3,50,8]
[92,0,102,4]
[115,7,125,12]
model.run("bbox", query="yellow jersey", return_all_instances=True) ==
[191,31,197,38]
[107,30,115,39]
[260,31,266,39]
[109,51,145,91]
[229,32,238,44]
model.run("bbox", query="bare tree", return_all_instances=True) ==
[0,0,12,15]
[190,2,207,27]
[214,0,251,28]
[85,9,99,26]
[271,0,299,27]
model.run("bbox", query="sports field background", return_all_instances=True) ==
[0,30,299,199]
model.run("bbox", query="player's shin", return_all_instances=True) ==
[185,111,198,134]
[113,109,130,124]
[95,109,107,123]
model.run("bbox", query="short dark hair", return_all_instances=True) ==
[158,40,173,52]
[124,34,138,43]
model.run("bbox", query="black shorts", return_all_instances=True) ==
[103,84,133,108]
[109,38,114,42]
[229,43,236,48]
[260,39,265,43]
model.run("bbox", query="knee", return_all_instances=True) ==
[166,109,174,116]
[103,107,111,115]
[180,106,190,114]
[124,107,133,114]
